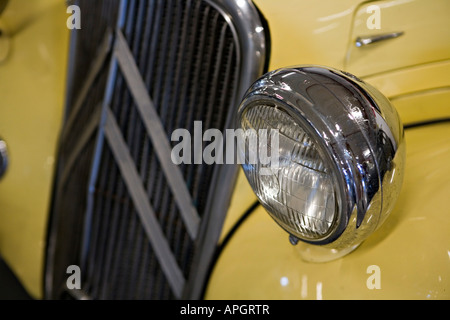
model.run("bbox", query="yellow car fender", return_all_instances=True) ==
[0,0,69,299]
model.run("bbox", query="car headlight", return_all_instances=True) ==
[237,66,405,258]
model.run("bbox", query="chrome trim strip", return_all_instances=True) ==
[59,104,102,187]
[114,28,200,240]
[62,19,79,122]
[0,138,7,179]
[61,31,113,141]
[104,107,185,299]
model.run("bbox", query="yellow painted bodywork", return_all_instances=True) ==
[206,0,450,299]
[365,60,450,124]
[0,0,69,298]
[346,0,450,77]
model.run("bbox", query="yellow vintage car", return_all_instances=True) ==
[0,0,449,300]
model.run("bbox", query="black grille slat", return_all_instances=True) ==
[98,174,126,299]
[166,1,192,137]
[151,1,173,111]
[142,1,163,89]
[159,1,183,125]
[174,0,201,140]
[47,0,265,300]
[118,208,138,298]
[88,145,118,298]
[108,187,134,299]
[137,1,155,71]
[62,61,110,177]
[184,6,216,206]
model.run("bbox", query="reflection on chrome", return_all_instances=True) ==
[280,276,289,287]
[0,139,8,179]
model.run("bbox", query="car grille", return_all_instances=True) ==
[46,0,266,300]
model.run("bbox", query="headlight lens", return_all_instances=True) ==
[240,104,340,241]
[237,65,405,250]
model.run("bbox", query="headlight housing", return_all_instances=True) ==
[237,66,405,254]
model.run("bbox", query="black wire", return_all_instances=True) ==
[403,117,450,130]
[200,200,261,299]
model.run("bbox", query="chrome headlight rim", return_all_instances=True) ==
[237,65,405,248]
[0,138,8,179]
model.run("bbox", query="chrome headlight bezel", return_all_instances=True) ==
[237,65,405,249]
[0,138,8,179]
